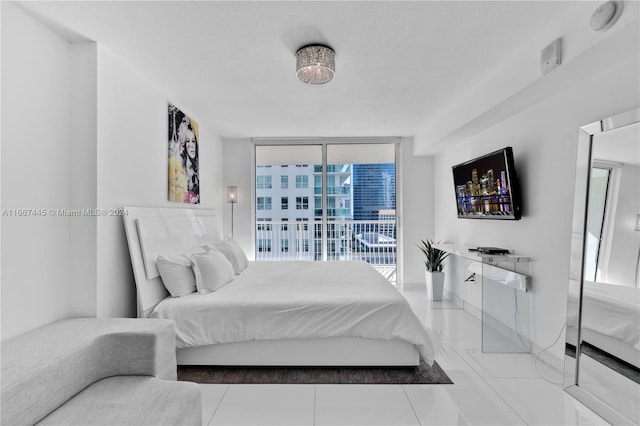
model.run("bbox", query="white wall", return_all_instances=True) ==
[433,53,639,366]
[1,2,72,339]
[70,42,98,317]
[399,138,434,288]
[94,46,224,318]
[223,139,256,259]
[1,4,225,335]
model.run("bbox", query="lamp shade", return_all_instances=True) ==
[226,186,238,203]
[296,45,335,85]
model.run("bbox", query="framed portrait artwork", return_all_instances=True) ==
[168,103,200,204]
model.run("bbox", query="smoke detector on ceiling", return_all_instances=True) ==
[590,1,623,32]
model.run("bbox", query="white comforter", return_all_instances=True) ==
[568,280,640,351]
[150,261,435,365]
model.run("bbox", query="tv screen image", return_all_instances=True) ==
[451,147,521,220]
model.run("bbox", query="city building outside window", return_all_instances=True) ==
[257,239,272,252]
[314,175,322,194]
[254,143,396,283]
[296,175,309,189]
[296,239,310,252]
[256,175,272,189]
[296,196,309,210]
[257,197,272,210]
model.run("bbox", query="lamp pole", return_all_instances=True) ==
[227,186,238,239]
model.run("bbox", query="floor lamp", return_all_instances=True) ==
[226,186,238,238]
[636,214,640,287]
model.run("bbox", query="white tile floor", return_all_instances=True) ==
[198,289,610,426]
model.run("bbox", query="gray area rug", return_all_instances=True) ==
[178,361,453,384]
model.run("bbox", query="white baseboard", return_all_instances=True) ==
[442,289,464,307]
[463,300,481,320]
[479,310,532,353]
[531,341,565,377]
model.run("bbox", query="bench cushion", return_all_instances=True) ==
[36,376,201,426]
[2,318,178,425]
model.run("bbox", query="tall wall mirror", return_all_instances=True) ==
[564,108,640,425]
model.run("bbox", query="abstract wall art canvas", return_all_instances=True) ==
[168,103,200,204]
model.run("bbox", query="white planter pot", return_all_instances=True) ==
[425,271,445,301]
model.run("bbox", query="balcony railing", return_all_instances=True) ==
[256,220,396,283]
[255,220,397,281]
[314,186,351,195]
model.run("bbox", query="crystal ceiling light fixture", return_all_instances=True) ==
[296,45,335,85]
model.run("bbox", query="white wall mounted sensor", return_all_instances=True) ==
[590,1,623,32]
[540,38,562,75]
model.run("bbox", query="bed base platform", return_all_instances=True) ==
[177,337,420,366]
[567,326,639,369]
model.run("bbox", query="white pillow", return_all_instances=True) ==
[186,243,210,256]
[156,255,197,297]
[225,239,249,269]
[200,243,218,252]
[215,239,248,274]
[191,250,235,294]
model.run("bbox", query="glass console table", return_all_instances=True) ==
[433,243,531,353]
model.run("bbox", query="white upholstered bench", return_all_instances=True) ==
[1,318,201,425]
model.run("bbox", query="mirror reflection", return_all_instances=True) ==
[566,111,640,425]
[587,125,640,287]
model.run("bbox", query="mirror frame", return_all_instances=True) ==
[563,107,639,426]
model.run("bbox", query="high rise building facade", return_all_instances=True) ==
[352,164,396,220]
[255,163,352,260]
[254,162,396,264]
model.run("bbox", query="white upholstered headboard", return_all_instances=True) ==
[123,206,220,317]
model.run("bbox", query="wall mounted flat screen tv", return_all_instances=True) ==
[452,147,522,220]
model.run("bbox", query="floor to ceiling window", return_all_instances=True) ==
[254,141,397,283]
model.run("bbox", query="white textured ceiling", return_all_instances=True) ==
[18,1,583,150]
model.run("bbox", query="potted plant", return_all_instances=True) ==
[417,239,450,301]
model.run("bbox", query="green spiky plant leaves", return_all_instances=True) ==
[417,239,450,272]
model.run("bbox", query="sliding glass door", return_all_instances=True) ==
[255,142,397,282]
[325,144,396,282]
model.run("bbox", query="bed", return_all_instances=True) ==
[567,279,640,369]
[123,206,435,367]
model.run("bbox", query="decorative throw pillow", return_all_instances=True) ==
[215,239,248,275]
[190,250,235,294]
[200,243,218,252]
[186,243,210,256]
[224,238,249,270]
[156,255,197,297]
